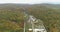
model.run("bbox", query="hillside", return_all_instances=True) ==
[0,5,25,32]
[0,3,60,32]
[27,4,60,32]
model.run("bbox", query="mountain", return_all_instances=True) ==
[36,4,60,9]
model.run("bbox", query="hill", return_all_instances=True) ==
[27,4,60,32]
[0,3,60,32]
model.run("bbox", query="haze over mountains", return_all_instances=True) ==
[0,3,60,9]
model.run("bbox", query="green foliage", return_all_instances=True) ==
[0,4,60,32]
[27,6,60,32]
[0,8,24,32]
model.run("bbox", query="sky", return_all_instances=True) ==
[0,0,60,4]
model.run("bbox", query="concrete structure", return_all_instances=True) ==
[23,9,47,32]
[29,29,47,32]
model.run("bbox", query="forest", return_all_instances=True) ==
[0,3,60,32]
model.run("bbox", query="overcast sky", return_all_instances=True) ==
[0,0,60,4]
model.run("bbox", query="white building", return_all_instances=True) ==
[29,29,47,32]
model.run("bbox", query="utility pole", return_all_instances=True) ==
[23,8,29,32]
[23,8,35,32]
[23,8,26,32]
[24,21,26,32]
[24,12,26,32]
[31,21,34,32]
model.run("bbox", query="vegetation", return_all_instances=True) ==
[27,5,60,32]
[0,7,25,32]
[0,4,60,32]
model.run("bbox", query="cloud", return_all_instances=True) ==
[0,0,60,4]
